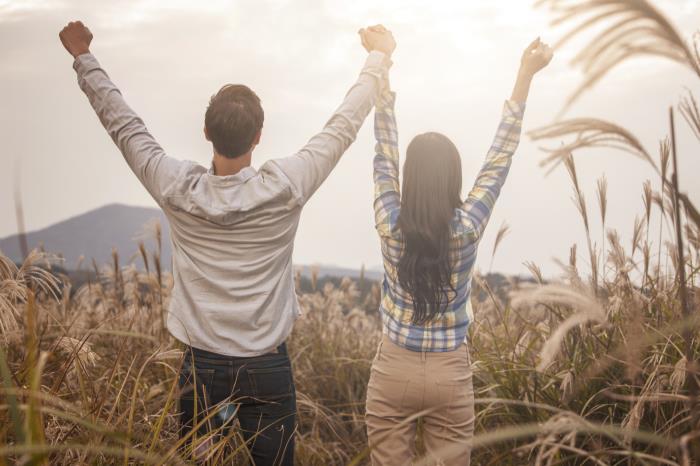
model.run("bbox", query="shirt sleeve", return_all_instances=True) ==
[271,51,391,205]
[73,53,184,205]
[460,100,525,240]
[373,89,401,238]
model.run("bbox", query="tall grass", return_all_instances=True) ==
[2,195,697,464]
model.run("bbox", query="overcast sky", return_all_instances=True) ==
[1,0,699,277]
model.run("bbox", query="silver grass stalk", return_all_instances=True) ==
[536,0,700,112]
[510,284,606,371]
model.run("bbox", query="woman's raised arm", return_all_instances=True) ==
[460,38,553,240]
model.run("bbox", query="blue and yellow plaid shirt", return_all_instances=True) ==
[373,90,526,352]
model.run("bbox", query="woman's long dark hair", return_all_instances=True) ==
[397,132,462,325]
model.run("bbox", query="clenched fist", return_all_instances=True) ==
[59,21,93,58]
[520,37,553,77]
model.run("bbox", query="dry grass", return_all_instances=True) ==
[535,0,700,113]
[1,222,696,465]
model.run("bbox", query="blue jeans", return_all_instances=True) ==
[178,343,296,466]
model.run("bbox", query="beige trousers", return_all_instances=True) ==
[365,335,475,466]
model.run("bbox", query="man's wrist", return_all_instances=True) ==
[71,47,91,59]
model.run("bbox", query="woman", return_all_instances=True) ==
[365,37,553,465]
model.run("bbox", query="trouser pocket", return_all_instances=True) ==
[247,364,294,402]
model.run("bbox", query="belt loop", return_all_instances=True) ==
[421,350,427,362]
[377,339,384,362]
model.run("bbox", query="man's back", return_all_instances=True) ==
[163,160,303,356]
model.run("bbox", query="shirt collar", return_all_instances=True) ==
[207,164,257,184]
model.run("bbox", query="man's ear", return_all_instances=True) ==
[204,126,211,141]
[253,129,262,146]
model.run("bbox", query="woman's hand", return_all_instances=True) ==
[511,37,553,103]
[520,37,554,77]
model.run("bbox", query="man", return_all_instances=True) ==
[59,20,395,465]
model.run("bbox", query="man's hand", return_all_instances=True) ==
[358,24,396,57]
[519,37,553,77]
[59,21,93,58]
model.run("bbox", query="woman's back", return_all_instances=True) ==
[377,211,479,351]
[372,91,526,352]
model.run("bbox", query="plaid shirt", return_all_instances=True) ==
[373,90,526,352]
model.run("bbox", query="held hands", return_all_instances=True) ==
[519,37,553,77]
[59,21,93,58]
[358,24,396,57]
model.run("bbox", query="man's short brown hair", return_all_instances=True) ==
[205,84,264,159]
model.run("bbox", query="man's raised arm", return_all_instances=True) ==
[60,21,183,205]
[271,26,395,205]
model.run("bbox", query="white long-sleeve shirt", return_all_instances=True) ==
[73,51,389,356]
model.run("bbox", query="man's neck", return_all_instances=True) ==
[212,152,252,176]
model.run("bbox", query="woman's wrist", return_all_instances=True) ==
[518,66,535,82]
[510,67,533,103]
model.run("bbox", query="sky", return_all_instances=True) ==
[1,0,699,277]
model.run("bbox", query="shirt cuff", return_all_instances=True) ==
[378,90,396,109]
[504,99,526,119]
[72,52,101,75]
[362,50,392,79]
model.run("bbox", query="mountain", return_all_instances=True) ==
[296,265,382,281]
[0,204,170,269]
[0,204,381,280]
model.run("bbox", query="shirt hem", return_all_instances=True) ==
[381,327,470,353]
[167,315,297,358]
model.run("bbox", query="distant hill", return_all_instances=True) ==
[0,203,381,280]
[296,265,382,281]
[0,203,170,269]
